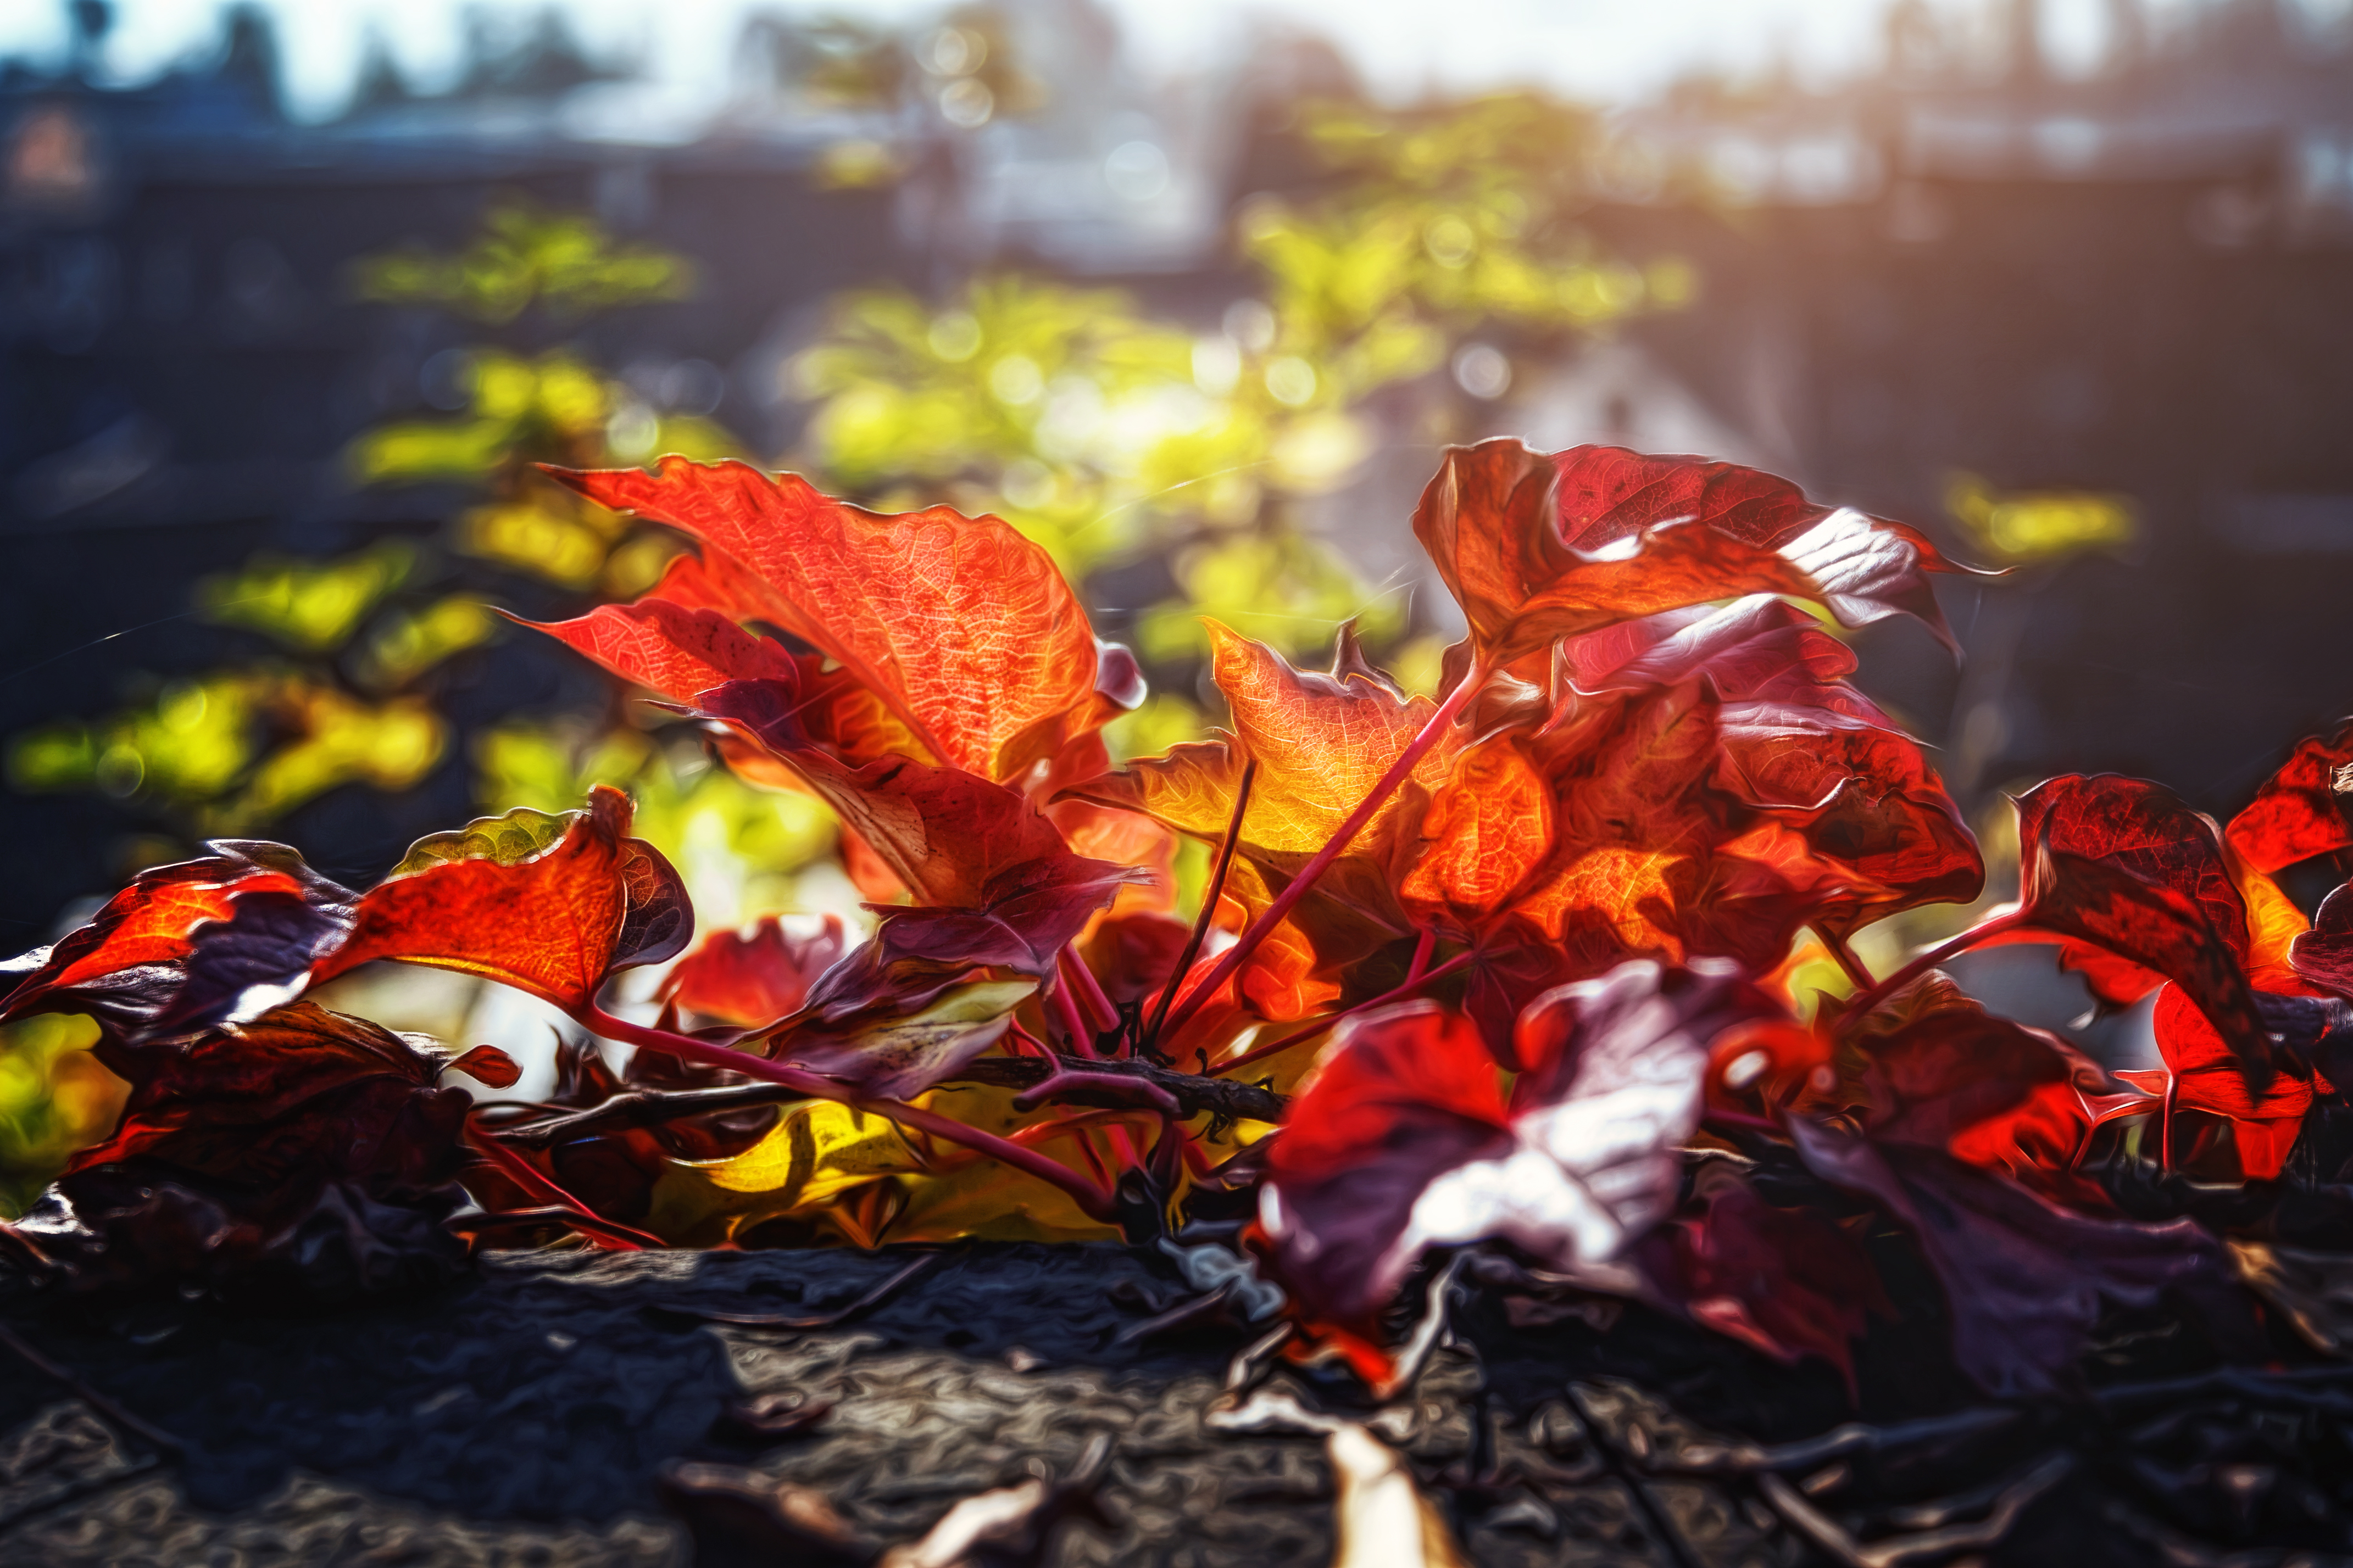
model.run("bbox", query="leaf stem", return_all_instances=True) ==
[1406,927,1436,985]
[1839,908,2028,1028]
[461,1122,663,1250]
[1211,949,1478,1079]
[1063,945,1120,1038]
[1142,760,1257,1054]
[1158,663,1488,1046]
[1810,922,1876,992]
[1050,963,1099,1060]
[577,1006,1121,1222]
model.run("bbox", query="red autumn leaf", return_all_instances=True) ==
[701,684,1142,918]
[67,1000,469,1197]
[1397,736,1553,929]
[2018,774,2250,975]
[2150,983,2317,1180]
[2227,721,2353,874]
[1256,1001,1511,1327]
[546,457,1115,782]
[1,841,355,1042]
[773,980,1031,1100]
[1839,972,2117,1199]
[1969,774,2274,1079]
[1414,440,1981,666]
[2293,881,2353,998]
[1714,713,1983,937]
[444,1044,523,1090]
[313,784,691,1012]
[1651,1160,1889,1391]
[1260,961,1767,1330]
[1789,1119,2248,1397]
[1562,594,1892,728]
[661,914,852,1030]
[1552,444,1981,645]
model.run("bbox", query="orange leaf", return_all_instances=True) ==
[548,457,1107,782]
[314,785,690,1011]
[1399,738,1553,928]
[519,597,798,706]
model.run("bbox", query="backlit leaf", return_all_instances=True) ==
[2228,722,2353,875]
[314,785,691,1009]
[663,915,852,1030]
[548,457,1106,782]
[2,842,355,1042]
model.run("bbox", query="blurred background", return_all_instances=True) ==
[4,0,2352,1199]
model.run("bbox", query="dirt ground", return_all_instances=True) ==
[2,1241,2346,1566]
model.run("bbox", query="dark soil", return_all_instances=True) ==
[1,1242,2346,1566]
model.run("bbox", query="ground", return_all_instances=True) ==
[1,1242,2345,1566]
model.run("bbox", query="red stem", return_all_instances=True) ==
[1839,908,2028,1028]
[1050,966,1099,1059]
[1159,662,1488,1046]
[462,1122,661,1250]
[1211,949,1478,1079]
[1406,927,1436,985]
[1810,922,1876,992]
[1143,760,1258,1053]
[577,1006,1121,1222]
[2161,1071,2178,1174]
[1063,946,1121,1037]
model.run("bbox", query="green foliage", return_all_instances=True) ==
[0,1014,120,1219]
[351,200,692,325]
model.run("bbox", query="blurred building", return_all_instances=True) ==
[6,0,2353,941]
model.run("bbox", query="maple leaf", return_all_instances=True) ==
[1414,439,1982,666]
[311,784,691,1011]
[546,457,1123,783]
[1,842,355,1043]
[2227,721,2353,874]
[1789,1119,2249,1397]
[1258,959,1771,1329]
[661,915,852,1031]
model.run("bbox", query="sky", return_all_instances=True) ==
[0,0,2315,122]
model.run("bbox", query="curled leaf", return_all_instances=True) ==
[1261,960,1767,1330]
[2227,721,2353,874]
[2,842,355,1042]
[314,784,691,1011]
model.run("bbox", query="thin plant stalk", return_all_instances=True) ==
[1839,908,2028,1026]
[462,1121,661,1250]
[577,1006,1120,1222]
[1810,922,1876,992]
[1142,760,1258,1053]
[1159,664,1488,1045]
